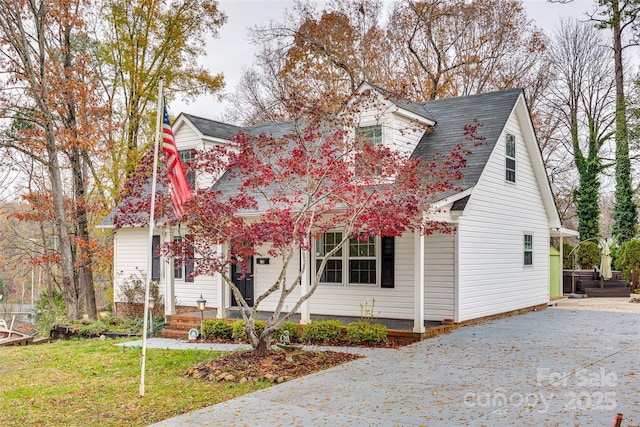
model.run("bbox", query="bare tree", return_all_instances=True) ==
[543,19,616,240]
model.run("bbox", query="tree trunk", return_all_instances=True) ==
[69,148,97,319]
[60,7,97,319]
[611,0,637,243]
[46,139,78,320]
[255,334,272,353]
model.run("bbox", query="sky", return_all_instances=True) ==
[173,0,598,121]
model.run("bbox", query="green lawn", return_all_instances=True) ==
[0,339,269,426]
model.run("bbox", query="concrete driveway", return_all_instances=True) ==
[151,305,640,426]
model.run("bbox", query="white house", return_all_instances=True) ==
[99,83,576,333]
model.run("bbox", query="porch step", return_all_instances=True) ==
[584,287,631,298]
[160,314,223,339]
[160,329,190,339]
[579,279,628,288]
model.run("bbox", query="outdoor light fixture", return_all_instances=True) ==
[148,296,156,338]
[196,294,206,333]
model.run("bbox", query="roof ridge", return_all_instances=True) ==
[418,88,523,106]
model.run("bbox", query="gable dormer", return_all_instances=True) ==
[171,114,243,191]
[349,82,436,157]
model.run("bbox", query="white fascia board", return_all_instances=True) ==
[392,107,435,127]
[430,187,474,210]
[427,209,459,224]
[550,227,579,238]
[202,135,234,145]
[172,114,199,137]
[174,115,235,146]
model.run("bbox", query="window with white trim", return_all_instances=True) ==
[174,236,194,282]
[349,236,377,284]
[355,125,383,177]
[316,232,343,284]
[315,232,394,287]
[179,149,196,189]
[506,134,516,183]
[357,125,382,145]
[524,234,533,266]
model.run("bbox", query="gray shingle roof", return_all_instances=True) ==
[412,88,522,199]
[100,88,523,227]
[182,113,244,139]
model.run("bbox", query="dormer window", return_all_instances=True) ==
[505,134,516,183]
[357,125,382,145]
[355,125,383,177]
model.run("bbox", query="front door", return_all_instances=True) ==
[231,256,254,307]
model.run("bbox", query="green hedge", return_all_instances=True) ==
[301,320,342,342]
[345,320,388,344]
[231,319,266,340]
[201,319,232,340]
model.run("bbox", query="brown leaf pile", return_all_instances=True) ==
[186,350,362,384]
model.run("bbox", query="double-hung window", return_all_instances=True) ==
[315,232,394,287]
[174,236,194,282]
[357,125,382,145]
[506,134,516,183]
[179,149,196,189]
[524,234,533,266]
[355,125,383,177]
[349,236,377,284]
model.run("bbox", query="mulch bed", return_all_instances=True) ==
[186,336,413,384]
[186,349,362,384]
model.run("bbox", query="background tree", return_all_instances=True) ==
[0,0,228,320]
[0,0,106,319]
[226,0,547,125]
[96,0,227,186]
[577,241,601,268]
[389,0,547,100]
[544,20,616,241]
[614,238,640,290]
[117,91,475,352]
[589,0,640,242]
[227,0,392,124]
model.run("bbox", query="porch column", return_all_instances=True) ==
[163,229,175,318]
[413,231,425,333]
[216,243,227,318]
[300,246,311,324]
[559,234,564,296]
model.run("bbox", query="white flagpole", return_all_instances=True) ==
[140,76,164,397]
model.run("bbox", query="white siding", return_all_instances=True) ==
[113,227,218,308]
[249,245,305,312]
[355,103,427,158]
[174,122,202,150]
[304,232,416,319]
[173,275,218,309]
[113,228,154,303]
[174,121,221,189]
[456,111,550,322]
[391,114,428,157]
[424,232,455,321]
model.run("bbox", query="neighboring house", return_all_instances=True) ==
[99,82,576,332]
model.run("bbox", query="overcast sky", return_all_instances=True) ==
[173,0,598,120]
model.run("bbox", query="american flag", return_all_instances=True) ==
[162,104,192,217]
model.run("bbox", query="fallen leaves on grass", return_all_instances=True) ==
[186,350,362,384]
